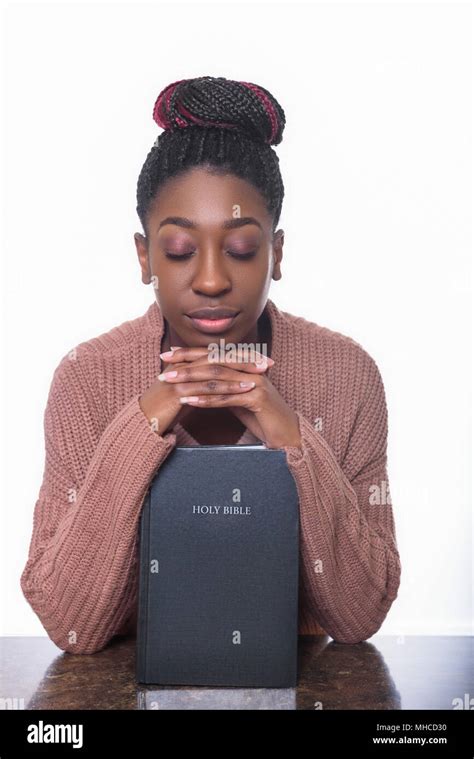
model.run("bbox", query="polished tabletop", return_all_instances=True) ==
[1,635,472,710]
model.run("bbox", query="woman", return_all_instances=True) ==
[20,76,401,654]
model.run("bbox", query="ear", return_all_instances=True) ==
[134,232,152,285]
[272,229,284,281]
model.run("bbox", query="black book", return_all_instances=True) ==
[136,444,300,687]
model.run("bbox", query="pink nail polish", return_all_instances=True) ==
[254,355,274,367]
[160,346,182,359]
[158,371,178,381]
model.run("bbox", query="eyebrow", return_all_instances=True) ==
[157,216,263,232]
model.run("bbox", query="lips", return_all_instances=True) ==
[185,307,240,334]
[186,307,240,319]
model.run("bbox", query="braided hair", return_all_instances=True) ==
[136,76,286,237]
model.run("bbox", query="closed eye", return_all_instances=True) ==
[164,250,257,260]
[227,250,257,260]
[164,251,194,260]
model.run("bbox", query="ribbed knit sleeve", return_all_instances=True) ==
[20,355,177,655]
[282,355,401,644]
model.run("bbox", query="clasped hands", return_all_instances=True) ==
[159,345,302,449]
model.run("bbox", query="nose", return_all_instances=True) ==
[191,247,232,296]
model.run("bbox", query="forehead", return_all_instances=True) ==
[149,168,272,229]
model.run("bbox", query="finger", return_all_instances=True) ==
[160,346,211,362]
[158,364,266,383]
[172,379,257,396]
[178,392,257,407]
[196,355,274,372]
[161,345,274,369]
[206,349,273,366]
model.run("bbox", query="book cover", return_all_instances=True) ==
[136,444,300,687]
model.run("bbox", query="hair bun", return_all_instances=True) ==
[152,75,285,146]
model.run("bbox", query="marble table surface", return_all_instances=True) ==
[1,635,472,710]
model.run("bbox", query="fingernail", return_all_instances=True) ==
[240,381,256,388]
[158,371,178,381]
[179,396,200,403]
[255,355,274,366]
[160,346,182,359]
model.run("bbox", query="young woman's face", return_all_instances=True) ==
[134,167,283,347]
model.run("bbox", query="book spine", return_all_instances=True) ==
[292,518,301,685]
[136,489,151,682]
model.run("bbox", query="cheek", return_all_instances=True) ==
[233,255,270,281]
[153,261,188,291]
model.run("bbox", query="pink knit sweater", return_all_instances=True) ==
[20,297,401,654]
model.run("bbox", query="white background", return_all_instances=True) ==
[0,1,472,637]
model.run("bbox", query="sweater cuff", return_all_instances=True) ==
[112,393,178,466]
[282,411,318,466]
[82,394,178,499]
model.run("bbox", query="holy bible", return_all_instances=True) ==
[136,444,300,687]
